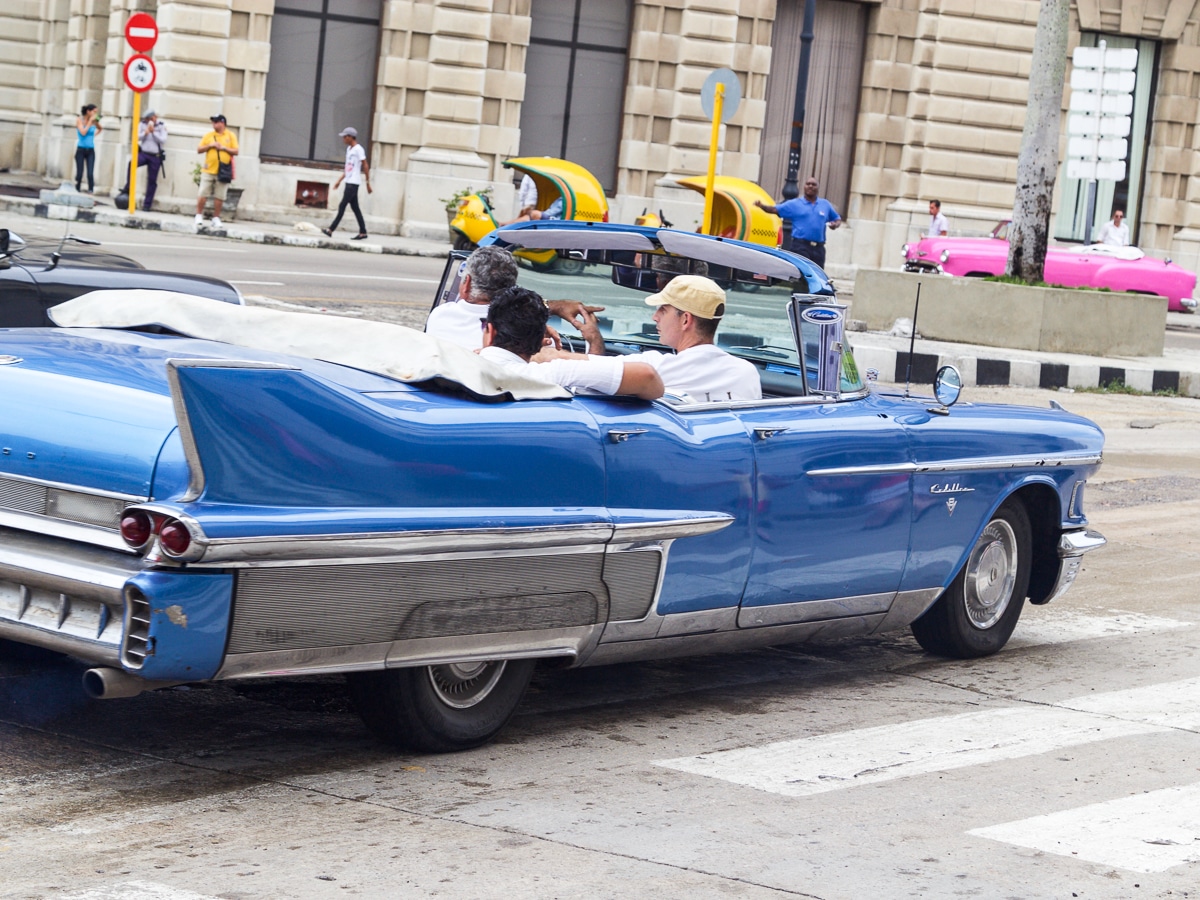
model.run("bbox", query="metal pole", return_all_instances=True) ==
[128,91,140,215]
[781,0,817,202]
[701,83,725,236]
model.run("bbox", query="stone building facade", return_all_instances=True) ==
[2,0,1199,275]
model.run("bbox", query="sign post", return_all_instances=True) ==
[1065,41,1136,243]
[123,14,159,215]
[699,68,742,235]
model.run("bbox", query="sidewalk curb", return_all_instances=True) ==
[851,341,1199,397]
[2,196,450,259]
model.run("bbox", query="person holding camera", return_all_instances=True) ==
[137,111,168,210]
[195,114,238,229]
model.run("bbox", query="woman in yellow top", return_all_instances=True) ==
[195,114,239,230]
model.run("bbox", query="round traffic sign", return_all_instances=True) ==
[700,68,742,123]
[125,13,158,53]
[123,54,157,93]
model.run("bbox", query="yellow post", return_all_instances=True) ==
[128,90,141,215]
[700,83,725,236]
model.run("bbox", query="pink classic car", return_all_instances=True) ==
[904,222,1198,312]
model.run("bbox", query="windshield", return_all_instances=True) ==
[512,252,863,397]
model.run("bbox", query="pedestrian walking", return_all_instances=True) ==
[322,127,371,240]
[928,199,948,237]
[755,177,843,269]
[1097,209,1130,247]
[195,114,239,229]
[74,104,102,193]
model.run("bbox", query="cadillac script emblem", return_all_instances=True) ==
[0,355,22,365]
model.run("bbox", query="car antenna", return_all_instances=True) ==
[50,221,70,270]
[903,281,921,398]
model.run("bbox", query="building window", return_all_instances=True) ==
[518,0,631,193]
[760,0,866,211]
[261,0,382,164]
[1055,34,1159,244]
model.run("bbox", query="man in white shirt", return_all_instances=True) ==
[322,126,371,240]
[516,173,538,215]
[426,246,603,350]
[481,286,663,399]
[928,199,948,237]
[547,274,762,403]
[1097,209,1130,246]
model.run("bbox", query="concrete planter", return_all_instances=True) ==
[851,270,1167,357]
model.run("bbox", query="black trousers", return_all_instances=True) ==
[330,183,366,235]
[791,238,826,270]
[74,147,95,192]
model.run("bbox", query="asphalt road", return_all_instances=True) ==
[9,218,446,327]
[3,385,1199,898]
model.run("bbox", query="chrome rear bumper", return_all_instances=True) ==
[0,526,142,664]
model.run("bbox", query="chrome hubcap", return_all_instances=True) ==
[964,519,1018,629]
[426,661,507,709]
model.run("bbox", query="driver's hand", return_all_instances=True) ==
[546,300,604,332]
[576,306,606,356]
[544,325,563,350]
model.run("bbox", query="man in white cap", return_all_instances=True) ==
[545,274,762,403]
[323,126,371,240]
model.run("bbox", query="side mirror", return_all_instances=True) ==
[932,365,963,411]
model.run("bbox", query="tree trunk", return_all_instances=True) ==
[1007,0,1070,282]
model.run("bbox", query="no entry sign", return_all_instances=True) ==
[125,13,158,53]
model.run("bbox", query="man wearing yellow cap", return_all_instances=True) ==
[548,274,761,403]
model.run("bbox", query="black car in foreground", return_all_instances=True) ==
[1,227,242,326]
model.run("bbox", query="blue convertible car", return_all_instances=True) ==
[0,223,1105,752]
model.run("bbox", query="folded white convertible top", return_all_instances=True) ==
[50,290,571,401]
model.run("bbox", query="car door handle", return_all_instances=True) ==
[753,427,789,440]
[608,429,648,443]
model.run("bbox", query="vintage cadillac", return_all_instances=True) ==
[0,222,1106,752]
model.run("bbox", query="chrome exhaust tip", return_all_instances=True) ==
[83,667,184,700]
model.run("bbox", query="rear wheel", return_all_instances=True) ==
[347,659,535,752]
[911,500,1032,658]
[452,233,477,252]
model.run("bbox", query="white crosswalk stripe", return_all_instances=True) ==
[58,881,222,900]
[969,782,1200,873]
[653,677,1200,797]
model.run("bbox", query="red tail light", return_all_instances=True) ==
[159,519,192,557]
[603,210,609,222]
[120,510,154,548]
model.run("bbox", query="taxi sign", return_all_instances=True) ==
[124,13,158,53]
[123,54,157,93]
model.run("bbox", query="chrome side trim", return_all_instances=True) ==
[165,359,301,503]
[663,388,870,414]
[808,453,1104,477]
[737,592,894,628]
[157,516,732,567]
[611,515,732,543]
[0,526,142,601]
[584,614,887,666]
[214,626,600,679]
[871,587,944,633]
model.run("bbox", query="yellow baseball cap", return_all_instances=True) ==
[645,274,726,319]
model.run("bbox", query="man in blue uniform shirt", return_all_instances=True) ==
[756,177,842,269]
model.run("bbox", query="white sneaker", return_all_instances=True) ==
[211,217,222,229]
[194,214,204,226]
